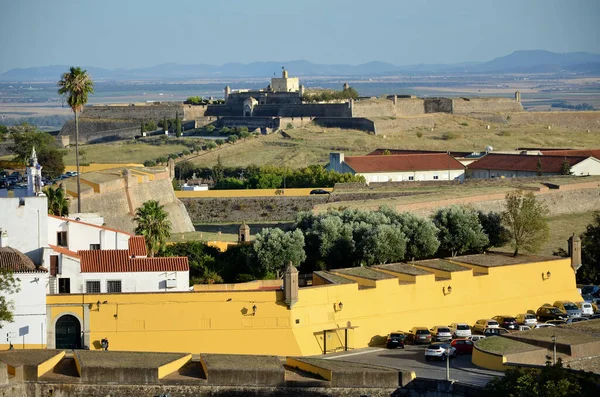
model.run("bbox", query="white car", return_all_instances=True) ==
[424,343,457,361]
[473,319,499,334]
[518,325,532,331]
[515,313,538,327]
[577,302,594,317]
[448,323,472,338]
[534,323,556,329]
[468,335,486,343]
[430,325,453,341]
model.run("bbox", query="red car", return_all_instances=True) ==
[451,338,474,354]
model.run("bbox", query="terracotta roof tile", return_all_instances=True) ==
[344,153,465,173]
[78,249,188,273]
[0,247,46,273]
[48,244,80,258]
[541,149,600,159]
[468,154,589,172]
[368,148,472,157]
[128,236,148,257]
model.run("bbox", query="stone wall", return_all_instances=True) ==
[252,104,352,118]
[312,117,376,134]
[82,102,184,121]
[219,117,280,130]
[352,98,425,118]
[452,97,523,114]
[424,98,453,114]
[59,119,140,144]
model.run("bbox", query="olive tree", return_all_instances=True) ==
[253,228,306,278]
[502,190,549,256]
[433,206,489,257]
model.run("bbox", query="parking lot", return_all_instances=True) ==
[319,345,503,387]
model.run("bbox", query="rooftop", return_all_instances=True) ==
[0,247,44,272]
[333,267,396,281]
[313,271,356,285]
[343,153,465,173]
[468,153,592,172]
[451,252,560,268]
[368,148,472,158]
[541,149,600,159]
[373,262,431,276]
[413,259,470,272]
[78,250,188,273]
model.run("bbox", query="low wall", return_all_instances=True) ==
[252,104,352,118]
[219,117,280,130]
[59,119,140,144]
[312,117,376,134]
[395,379,484,397]
[452,97,523,114]
[201,354,285,386]
[352,98,425,118]
[83,103,184,121]
[425,98,453,114]
[471,345,506,372]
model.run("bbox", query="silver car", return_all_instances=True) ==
[430,326,453,342]
[554,301,582,318]
[516,313,538,326]
[449,323,472,338]
[425,343,457,361]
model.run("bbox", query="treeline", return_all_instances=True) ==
[550,101,594,111]
[175,161,365,189]
[302,87,359,103]
[0,114,72,129]
[184,96,225,105]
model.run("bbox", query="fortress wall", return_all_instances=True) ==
[452,97,523,114]
[508,111,600,130]
[424,97,453,113]
[220,117,280,130]
[312,117,376,134]
[205,105,243,117]
[252,104,352,118]
[183,104,207,119]
[352,99,396,118]
[83,103,184,121]
[396,98,426,116]
[59,119,140,144]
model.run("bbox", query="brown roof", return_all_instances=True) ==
[78,250,188,273]
[0,247,45,272]
[368,148,471,157]
[49,244,80,258]
[344,153,465,173]
[541,149,600,159]
[128,236,148,257]
[468,154,590,172]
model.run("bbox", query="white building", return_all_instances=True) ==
[0,246,48,349]
[327,152,465,183]
[468,154,600,179]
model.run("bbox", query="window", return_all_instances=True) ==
[58,278,70,293]
[107,280,122,293]
[433,175,439,180]
[408,176,414,181]
[89,244,100,250]
[57,231,68,247]
[86,280,101,293]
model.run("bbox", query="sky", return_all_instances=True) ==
[1,0,599,73]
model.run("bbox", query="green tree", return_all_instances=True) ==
[579,212,600,284]
[205,125,216,133]
[215,139,224,146]
[175,111,182,137]
[162,117,168,132]
[560,159,572,175]
[161,241,220,281]
[0,268,20,323]
[44,186,69,216]
[485,360,596,397]
[381,209,440,260]
[253,173,283,189]
[433,206,489,257]
[360,224,407,265]
[212,155,224,184]
[206,141,217,150]
[9,124,65,179]
[536,157,543,176]
[57,66,94,213]
[253,228,306,277]
[228,135,238,143]
[478,211,510,249]
[502,190,549,256]
[134,200,172,257]
[0,125,7,142]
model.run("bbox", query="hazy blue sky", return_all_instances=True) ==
[1,0,598,72]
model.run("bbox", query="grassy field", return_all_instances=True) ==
[539,211,596,256]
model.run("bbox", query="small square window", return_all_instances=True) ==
[433,175,439,180]
[408,176,414,181]
[89,244,101,250]
[58,278,70,293]
[107,280,122,293]
[86,280,101,293]
[57,231,68,247]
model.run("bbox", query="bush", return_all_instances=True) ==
[156,156,168,164]
[460,122,468,126]
[220,127,231,134]
[192,145,202,153]
[206,141,217,150]
[442,132,457,140]
[228,135,238,143]
[239,131,250,139]
[184,96,203,105]
[205,125,216,133]
[144,160,157,167]
[181,149,191,156]
[286,122,294,129]
[215,139,225,146]
[168,154,178,160]
[416,131,423,138]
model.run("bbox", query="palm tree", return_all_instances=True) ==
[44,186,69,216]
[134,200,172,257]
[57,67,94,213]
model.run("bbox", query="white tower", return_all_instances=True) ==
[26,147,43,197]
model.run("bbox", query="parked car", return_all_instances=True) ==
[424,343,457,361]
[565,317,589,324]
[576,302,594,317]
[591,313,600,320]
[385,331,406,349]
[451,338,474,354]
[534,323,556,329]
[309,189,330,195]
[515,313,538,327]
[518,325,532,331]
[536,306,567,322]
[468,335,486,343]
[545,320,566,326]
[448,323,472,338]
[553,301,582,318]
[473,319,499,334]
[483,327,509,337]
[492,315,519,331]
[407,327,432,345]
[430,326,453,342]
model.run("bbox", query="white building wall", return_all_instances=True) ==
[77,271,189,293]
[47,217,131,252]
[361,169,465,183]
[571,158,600,176]
[0,197,48,265]
[0,272,48,347]
[469,170,560,179]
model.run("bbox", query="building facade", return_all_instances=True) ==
[468,154,600,178]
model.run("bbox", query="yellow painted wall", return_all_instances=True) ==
[157,353,192,379]
[0,344,46,350]
[285,357,332,381]
[46,257,581,357]
[37,351,66,378]
[472,346,507,372]
[175,188,332,198]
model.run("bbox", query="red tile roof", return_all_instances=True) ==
[541,149,600,159]
[368,148,472,157]
[78,250,188,273]
[468,154,589,172]
[0,247,46,273]
[48,215,134,236]
[128,236,148,257]
[344,153,465,173]
[48,244,80,258]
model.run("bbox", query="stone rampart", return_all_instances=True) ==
[352,98,425,118]
[83,102,185,121]
[424,98,453,114]
[219,117,280,130]
[59,119,140,144]
[252,104,352,118]
[312,117,376,134]
[452,97,523,114]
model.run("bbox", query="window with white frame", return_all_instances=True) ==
[107,280,122,293]
[86,280,101,293]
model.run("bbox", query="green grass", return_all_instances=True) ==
[541,211,597,256]
[476,337,540,355]
[169,222,294,242]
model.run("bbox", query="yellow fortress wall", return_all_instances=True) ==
[46,255,581,356]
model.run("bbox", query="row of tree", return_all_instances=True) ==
[302,87,359,103]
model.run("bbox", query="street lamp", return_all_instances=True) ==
[551,335,557,365]
[446,344,451,381]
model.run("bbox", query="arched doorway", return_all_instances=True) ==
[55,315,82,349]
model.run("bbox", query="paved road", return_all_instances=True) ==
[318,346,503,387]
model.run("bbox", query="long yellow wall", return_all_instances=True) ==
[46,257,581,357]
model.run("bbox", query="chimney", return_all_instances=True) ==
[568,234,582,273]
[329,152,344,173]
[0,229,7,248]
[284,262,298,308]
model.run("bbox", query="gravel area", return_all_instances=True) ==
[201,354,283,371]
[0,350,63,367]
[373,262,431,276]
[414,259,470,272]
[75,351,188,369]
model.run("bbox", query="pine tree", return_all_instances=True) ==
[560,158,572,175]
[163,117,168,133]
[536,158,543,176]
[175,111,182,138]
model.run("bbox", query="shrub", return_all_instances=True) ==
[144,160,157,167]
[215,139,225,146]
[156,156,168,164]
[416,131,423,138]
[205,125,216,133]
[286,122,294,129]
[239,131,250,139]
[182,149,191,156]
[168,153,178,160]
[192,145,202,153]
[460,122,468,126]
[206,141,217,150]
[442,132,457,140]
[228,135,238,143]
[220,127,231,134]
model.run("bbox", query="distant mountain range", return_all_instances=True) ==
[1,50,599,81]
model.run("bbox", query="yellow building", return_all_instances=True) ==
[43,250,582,356]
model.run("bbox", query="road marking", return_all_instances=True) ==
[323,348,385,359]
